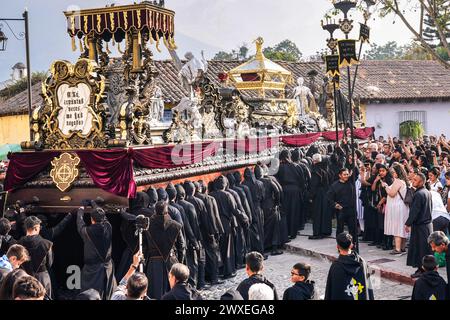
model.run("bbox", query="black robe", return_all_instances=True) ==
[411,270,447,300]
[308,162,332,237]
[76,209,116,300]
[236,274,279,300]
[195,192,222,283]
[282,281,316,300]
[144,214,184,300]
[161,282,203,300]
[170,201,196,266]
[210,180,239,277]
[275,161,304,240]
[256,171,282,250]
[177,198,202,288]
[225,185,249,266]
[405,187,433,268]
[234,172,255,253]
[19,234,53,299]
[243,169,265,253]
[325,252,374,300]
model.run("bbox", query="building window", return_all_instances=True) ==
[398,111,427,133]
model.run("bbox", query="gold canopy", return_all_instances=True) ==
[227,37,293,98]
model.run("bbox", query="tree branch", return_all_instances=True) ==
[383,0,450,68]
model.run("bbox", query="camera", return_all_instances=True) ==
[135,215,150,231]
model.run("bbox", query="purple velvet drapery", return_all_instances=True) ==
[3,128,374,198]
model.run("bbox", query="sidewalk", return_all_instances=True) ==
[284,224,447,286]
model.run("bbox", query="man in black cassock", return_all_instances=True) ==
[143,201,185,300]
[174,184,201,288]
[167,183,196,267]
[19,216,53,299]
[224,175,250,268]
[254,165,283,255]
[405,173,433,278]
[183,181,209,290]
[327,168,357,242]
[325,232,373,300]
[209,175,239,278]
[194,181,224,285]
[307,154,332,239]
[275,150,305,241]
[77,202,116,300]
[243,168,265,254]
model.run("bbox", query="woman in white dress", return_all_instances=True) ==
[381,163,410,255]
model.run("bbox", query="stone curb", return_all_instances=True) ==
[284,243,415,286]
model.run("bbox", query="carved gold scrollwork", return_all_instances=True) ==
[37,59,109,150]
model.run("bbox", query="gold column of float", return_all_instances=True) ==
[87,35,98,62]
[132,31,142,72]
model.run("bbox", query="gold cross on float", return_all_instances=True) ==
[50,153,81,192]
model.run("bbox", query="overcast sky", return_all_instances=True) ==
[0,0,417,81]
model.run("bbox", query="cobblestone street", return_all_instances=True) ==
[200,251,414,300]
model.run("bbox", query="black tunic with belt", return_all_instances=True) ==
[275,161,304,240]
[210,176,240,277]
[76,209,116,300]
[308,162,332,237]
[243,168,265,253]
[254,166,282,250]
[405,187,433,268]
[144,213,184,300]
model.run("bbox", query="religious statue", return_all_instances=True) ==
[149,84,165,125]
[293,77,318,116]
[171,97,203,140]
[179,51,208,98]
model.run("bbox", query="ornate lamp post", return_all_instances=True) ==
[0,10,32,141]
[322,0,376,253]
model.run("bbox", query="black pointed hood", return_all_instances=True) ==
[214,175,227,191]
[244,167,257,184]
[157,188,168,202]
[279,149,291,162]
[291,149,301,162]
[166,183,177,201]
[175,184,186,200]
[226,173,236,187]
[183,181,196,197]
[130,192,150,212]
[233,171,242,184]
[146,187,158,205]
[254,165,264,180]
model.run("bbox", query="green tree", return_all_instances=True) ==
[0,71,48,99]
[213,51,236,61]
[364,41,404,60]
[263,39,302,62]
[377,0,450,68]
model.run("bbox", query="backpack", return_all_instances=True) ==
[398,186,414,206]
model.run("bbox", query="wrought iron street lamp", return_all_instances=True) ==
[321,0,376,253]
[0,10,32,141]
[0,29,8,51]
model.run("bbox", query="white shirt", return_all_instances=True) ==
[431,190,450,221]
[430,180,443,192]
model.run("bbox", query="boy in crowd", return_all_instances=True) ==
[283,262,316,300]
[411,255,447,300]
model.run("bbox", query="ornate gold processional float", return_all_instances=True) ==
[3,1,374,214]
